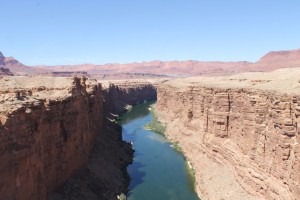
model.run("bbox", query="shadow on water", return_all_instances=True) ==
[119,101,200,200]
[118,102,153,124]
[127,161,146,196]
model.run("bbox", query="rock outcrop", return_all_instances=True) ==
[0,67,14,76]
[0,76,103,200]
[48,80,157,200]
[0,76,157,200]
[155,69,300,200]
[102,81,157,115]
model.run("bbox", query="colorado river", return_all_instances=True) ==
[119,103,199,200]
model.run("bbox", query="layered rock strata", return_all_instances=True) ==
[155,69,300,200]
[0,76,157,200]
[48,80,157,200]
[101,81,157,115]
[0,76,103,200]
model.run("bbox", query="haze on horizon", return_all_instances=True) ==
[1,0,300,66]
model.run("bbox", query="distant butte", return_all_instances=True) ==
[1,48,300,77]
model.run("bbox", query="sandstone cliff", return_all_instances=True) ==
[48,80,157,200]
[0,76,104,200]
[101,80,157,115]
[0,76,157,200]
[155,68,300,200]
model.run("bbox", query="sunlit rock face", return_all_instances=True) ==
[155,72,300,200]
[0,76,157,200]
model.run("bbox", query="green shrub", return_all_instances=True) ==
[186,161,196,190]
[144,106,166,134]
[171,141,182,152]
[118,193,127,200]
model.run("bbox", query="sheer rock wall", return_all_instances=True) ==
[156,84,300,200]
[0,77,157,200]
[0,77,103,200]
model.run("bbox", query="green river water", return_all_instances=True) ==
[118,103,200,200]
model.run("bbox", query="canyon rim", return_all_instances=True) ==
[2,1,300,199]
[1,48,300,199]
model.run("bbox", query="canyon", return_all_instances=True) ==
[1,48,300,200]
[155,68,300,200]
[2,69,300,199]
[0,76,156,200]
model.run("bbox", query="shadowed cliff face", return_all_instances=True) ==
[0,77,157,200]
[0,77,104,200]
[155,79,300,200]
[48,81,157,200]
[103,82,157,115]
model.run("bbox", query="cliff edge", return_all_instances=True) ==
[0,76,157,200]
[156,68,300,200]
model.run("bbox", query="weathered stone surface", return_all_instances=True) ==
[0,76,104,200]
[101,81,157,115]
[155,72,300,200]
[48,80,157,200]
[0,76,157,200]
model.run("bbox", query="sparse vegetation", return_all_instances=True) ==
[118,193,127,200]
[185,160,196,190]
[124,104,132,111]
[171,141,182,153]
[144,106,166,134]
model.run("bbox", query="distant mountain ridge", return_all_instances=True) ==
[0,52,38,75]
[255,48,300,71]
[1,48,300,76]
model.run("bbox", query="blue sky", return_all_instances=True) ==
[0,0,300,65]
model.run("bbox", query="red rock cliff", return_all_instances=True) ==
[0,76,157,200]
[102,81,157,115]
[0,76,103,200]
[48,80,157,200]
[156,71,300,200]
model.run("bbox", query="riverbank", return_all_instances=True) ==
[155,68,300,200]
[154,94,260,200]
[0,77,157,200]
[118,102,199,200]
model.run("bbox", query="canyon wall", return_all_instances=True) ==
[0,76,157,200]
[102,81,157,115]
[156,75,300,200]
[49,80,157,200]
[0,77,103,200]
